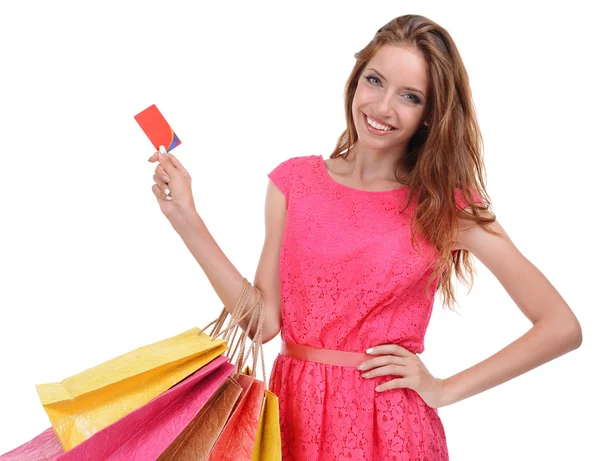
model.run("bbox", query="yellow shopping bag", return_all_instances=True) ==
[252,389,282,461]
[35,327,227,451]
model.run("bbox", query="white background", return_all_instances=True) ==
[0,1,597,459]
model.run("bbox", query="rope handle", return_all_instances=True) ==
[199,278,267,382]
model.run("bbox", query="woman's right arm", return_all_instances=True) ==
[173,178,286,344]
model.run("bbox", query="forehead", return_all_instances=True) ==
[366,44,428,88]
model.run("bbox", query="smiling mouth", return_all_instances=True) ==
[363,113,397,134]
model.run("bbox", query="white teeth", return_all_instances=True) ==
[366,115,394,131]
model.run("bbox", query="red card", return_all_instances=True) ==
[134,104,181,152]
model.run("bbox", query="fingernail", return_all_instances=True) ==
[163,176,170,182]
[159,145,167,155]
[366,348,374,354]
[166,195,172,201]
[165,188,170,195]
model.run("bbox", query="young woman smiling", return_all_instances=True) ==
[149,13,582,461]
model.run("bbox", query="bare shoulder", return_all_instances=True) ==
[453,207,517,270]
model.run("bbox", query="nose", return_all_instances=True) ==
[374,91,395,118]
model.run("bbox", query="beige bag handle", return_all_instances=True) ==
[199,278,267,382]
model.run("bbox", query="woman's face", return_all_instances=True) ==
[351,43,430,156]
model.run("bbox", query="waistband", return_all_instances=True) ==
[280,341,371,368]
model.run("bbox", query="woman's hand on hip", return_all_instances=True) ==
[357,344,447,409]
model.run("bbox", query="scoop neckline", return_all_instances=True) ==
[317,155,409,194]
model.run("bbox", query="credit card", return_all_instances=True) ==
[134,104,181,152]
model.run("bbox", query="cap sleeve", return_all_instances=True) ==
[267,157,294,204]
[455,186,483,212]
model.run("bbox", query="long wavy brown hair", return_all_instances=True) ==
[330,14,500,313]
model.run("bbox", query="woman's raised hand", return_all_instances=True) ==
[148,145,197,229]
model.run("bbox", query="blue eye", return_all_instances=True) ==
[365,76,381,86]
[363,75,422,105]
[405,94,422,104]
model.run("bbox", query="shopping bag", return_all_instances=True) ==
[57,355,235,460]
[0,427,64,461]
[156,376,243,460]
[35,327,227,451]
[207,374,265,461]
[251,389,282,461]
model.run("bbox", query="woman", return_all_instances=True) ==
[148,14,582,461]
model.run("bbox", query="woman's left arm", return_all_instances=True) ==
[442,213,583,407]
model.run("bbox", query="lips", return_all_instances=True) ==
[365,112,396,130]
[362,113,396,136]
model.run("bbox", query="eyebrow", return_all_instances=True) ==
[366,67,426,98]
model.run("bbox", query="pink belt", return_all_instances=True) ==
[280,341,371,368]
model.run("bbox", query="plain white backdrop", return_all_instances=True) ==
[0,0,597,459]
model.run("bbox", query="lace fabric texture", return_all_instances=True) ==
[266,155,481,460]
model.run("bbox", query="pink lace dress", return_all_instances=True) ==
[267,155,480,461]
